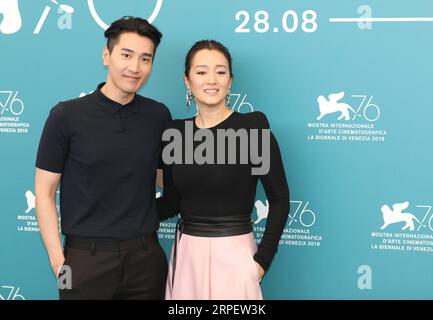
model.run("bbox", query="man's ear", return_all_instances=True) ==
[103,46,110,67]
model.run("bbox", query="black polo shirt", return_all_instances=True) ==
[36,83,172,240]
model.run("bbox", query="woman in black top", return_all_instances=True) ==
[158,40,290,299]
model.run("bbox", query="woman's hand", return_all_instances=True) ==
[255,262,265,281]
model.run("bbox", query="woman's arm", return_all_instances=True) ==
[156,164,181,221]
[253,113,290,274]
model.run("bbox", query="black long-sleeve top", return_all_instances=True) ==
[157,111,290,272]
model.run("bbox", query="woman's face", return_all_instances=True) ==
[185,49,232,109]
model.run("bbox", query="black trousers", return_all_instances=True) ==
[59,233,168,300]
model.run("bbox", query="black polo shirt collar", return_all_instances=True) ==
[93,82,140,114]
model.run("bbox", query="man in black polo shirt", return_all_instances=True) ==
[35,17,171,300]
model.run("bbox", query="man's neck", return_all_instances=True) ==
[100,81,135,105]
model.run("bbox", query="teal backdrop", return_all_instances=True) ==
[1,0,432,299]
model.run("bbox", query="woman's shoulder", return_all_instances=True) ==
[234,111,270,129]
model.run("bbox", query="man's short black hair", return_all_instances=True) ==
[104,16,162,54]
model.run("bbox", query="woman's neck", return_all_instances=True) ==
[195,104,233,128]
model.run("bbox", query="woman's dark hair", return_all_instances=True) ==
[185,40,233,78]
[104,16,162,54]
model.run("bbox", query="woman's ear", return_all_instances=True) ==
[184,75,190,90]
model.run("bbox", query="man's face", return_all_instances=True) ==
[103,32,155,95]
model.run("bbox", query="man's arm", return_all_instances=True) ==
[156,169,163,188]
[35,168,63,278]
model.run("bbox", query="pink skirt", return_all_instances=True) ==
[165,232,263,300]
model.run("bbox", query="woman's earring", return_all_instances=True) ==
[226,88,231,107]
[186,88,193,110]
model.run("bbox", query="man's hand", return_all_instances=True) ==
[51,254,65,278]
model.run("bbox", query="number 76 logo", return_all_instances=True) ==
[254,199,316,227]
[0,91,24,115]
[0,286,25,300]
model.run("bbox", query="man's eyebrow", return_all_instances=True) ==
[121,48,153,57]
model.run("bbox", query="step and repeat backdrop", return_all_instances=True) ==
[1,0,432,300]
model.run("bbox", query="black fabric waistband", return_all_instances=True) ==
[64,233,157,253]
[176,216,253,237]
